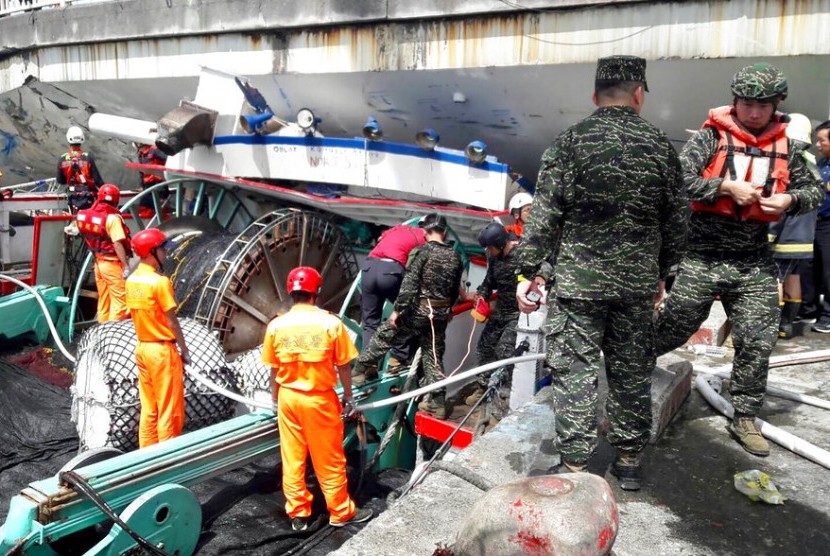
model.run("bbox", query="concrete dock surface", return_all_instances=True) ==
[339,327,830,556]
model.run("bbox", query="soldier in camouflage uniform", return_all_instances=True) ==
[515,56,688,490]
[354,213,464,418]
[463,222,522,406]
[655,63,824,456]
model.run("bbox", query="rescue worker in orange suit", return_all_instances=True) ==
[261,266,373,532]
[76,184,132,322]
[126,228,190,448]
[136,143,169,217]
[57,126,105,214]
[504,192,533,238]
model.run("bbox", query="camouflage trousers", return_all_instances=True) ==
[656,254,779,415]
[546,297,654,464]
[475,314,519,386]
[357,306,449,388]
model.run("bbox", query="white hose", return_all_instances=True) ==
[770,349,830,368]
[185,352,546,415]
[184,363,275,412]
[355,353,546,411]
[694,374,830,471]
[693,357,830,410]
[0,273,76,363]
[765,385,830,411]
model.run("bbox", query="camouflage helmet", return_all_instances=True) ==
[730,63,788,101]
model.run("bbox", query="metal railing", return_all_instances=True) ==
[1,0,65,16]
[0,177,59,194]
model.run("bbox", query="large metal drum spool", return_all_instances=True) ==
[70,208,359,453]
[166,208,359,358]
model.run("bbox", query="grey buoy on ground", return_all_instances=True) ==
[453,473,618,556]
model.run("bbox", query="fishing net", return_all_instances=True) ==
[229,346,274,412]
[0,360,78,521]
[184,209,360,357]
[164,231,237,316]
[72,318,239,452]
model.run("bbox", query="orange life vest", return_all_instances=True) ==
[692,106,790,223]
[77,201,132,258]
[505,221,523,238]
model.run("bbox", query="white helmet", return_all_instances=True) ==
[66,126,85,145]
[786,113,812,145]
[508,192,533,212]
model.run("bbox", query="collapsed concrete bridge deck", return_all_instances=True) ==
[1,0,829,187]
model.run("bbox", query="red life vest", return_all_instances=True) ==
[692,106,790,223]
[138,145,166,186]
[76,201,131,258]
[60,148,96,189]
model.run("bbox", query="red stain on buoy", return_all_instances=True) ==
[510,530,552,555]
[597,526,615,551]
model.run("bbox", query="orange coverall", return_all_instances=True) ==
[126,262,184,448]
[261,304,359,523]
[94,214,129,322]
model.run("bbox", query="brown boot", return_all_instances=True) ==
[385,357,404,375]
[352,364,377,387]
[464,384,487,407]
[728,414,770,457]
[417,394,447,419]
[548,459,587,474]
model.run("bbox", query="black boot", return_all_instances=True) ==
[779,299,801,339]
[610,451,643,491]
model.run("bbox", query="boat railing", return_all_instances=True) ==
[0,177,59,194]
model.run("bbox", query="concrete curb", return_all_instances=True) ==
[336,387,559,555]
[686,301,730,346]
[338,358,692,555]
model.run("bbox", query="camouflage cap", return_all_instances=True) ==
[731,63,788,101]
[595,55,649,91]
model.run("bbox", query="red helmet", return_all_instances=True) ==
[286,267,322,294]
[131,228,167,258]
[98,183,120,204]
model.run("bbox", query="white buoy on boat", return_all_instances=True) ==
[72,318,238,451]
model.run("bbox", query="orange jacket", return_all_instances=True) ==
[262,304,358,392]
[126,263,178,342]
[693,106,790,223]
[138,144,168,186]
